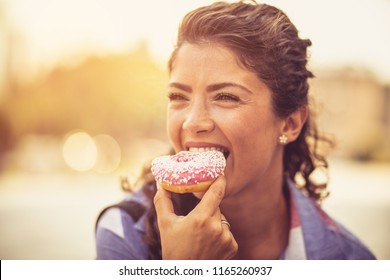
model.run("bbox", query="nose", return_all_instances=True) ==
[182,101,215,135]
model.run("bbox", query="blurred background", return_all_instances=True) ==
[0,0,389,259]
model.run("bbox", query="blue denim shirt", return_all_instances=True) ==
[96,180,376,260]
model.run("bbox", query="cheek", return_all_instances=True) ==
[166,111,182,151]
[229,113,279,160]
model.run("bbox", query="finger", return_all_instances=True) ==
[191,175,226,217]
[220,214,231,231]
[153,182,175,222]
[219,214,237,259]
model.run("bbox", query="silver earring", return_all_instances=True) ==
[279,134,288,144]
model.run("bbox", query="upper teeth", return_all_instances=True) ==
[189,147,226,153]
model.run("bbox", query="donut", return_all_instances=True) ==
[151,150,226,193]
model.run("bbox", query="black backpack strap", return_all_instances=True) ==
[95,200,146,233]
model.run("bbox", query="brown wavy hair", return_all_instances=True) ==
[134,0,333,259]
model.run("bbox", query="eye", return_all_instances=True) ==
[215,92,240,102]
[168,92,189,102]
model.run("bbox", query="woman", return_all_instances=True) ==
[96,1,375,260]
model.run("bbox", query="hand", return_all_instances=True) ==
[154,176,238,259]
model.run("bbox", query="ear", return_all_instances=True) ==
[280,106,308,143]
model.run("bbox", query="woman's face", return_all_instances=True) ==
[167,43,284,197]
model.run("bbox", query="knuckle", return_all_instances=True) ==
[157,213,173,230]
[210,221,223,234]
[221,231,232,244]
[224,230,237,245]
[209,176,226,198]
[191,214,208,227]
[231,239,239,251]
[210,185,225,200]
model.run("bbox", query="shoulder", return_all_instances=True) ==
[288,180,376,260]
[95,189,151,260]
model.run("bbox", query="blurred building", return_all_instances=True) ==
[0,1,20,100]
[0,1,8,96]
[310,67,390,161]
[0,44,169,172]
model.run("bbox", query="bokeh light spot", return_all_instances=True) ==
[93,134,121,173]
[62,131,97,171]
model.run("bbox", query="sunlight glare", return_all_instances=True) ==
[62,131,97,172]
[92,134,121,174]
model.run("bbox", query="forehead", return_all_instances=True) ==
[170,43,258,84]
[169,43,269,94]
[171,42,243,70]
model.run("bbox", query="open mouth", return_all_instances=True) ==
[188,147,230,160]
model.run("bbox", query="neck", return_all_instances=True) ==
[220,172,290,259]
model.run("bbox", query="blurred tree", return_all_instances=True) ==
[2,43,169,145]
[0,0,16,168]
[0,0,22,102]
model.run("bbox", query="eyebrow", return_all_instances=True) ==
[169,82,192,93]
[169,82,253,94]
[206,82,253,94]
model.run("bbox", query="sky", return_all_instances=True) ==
[2,0,390,83]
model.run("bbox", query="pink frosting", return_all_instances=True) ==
[151,150,226,186]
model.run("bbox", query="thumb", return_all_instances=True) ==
[191,175,226,217]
